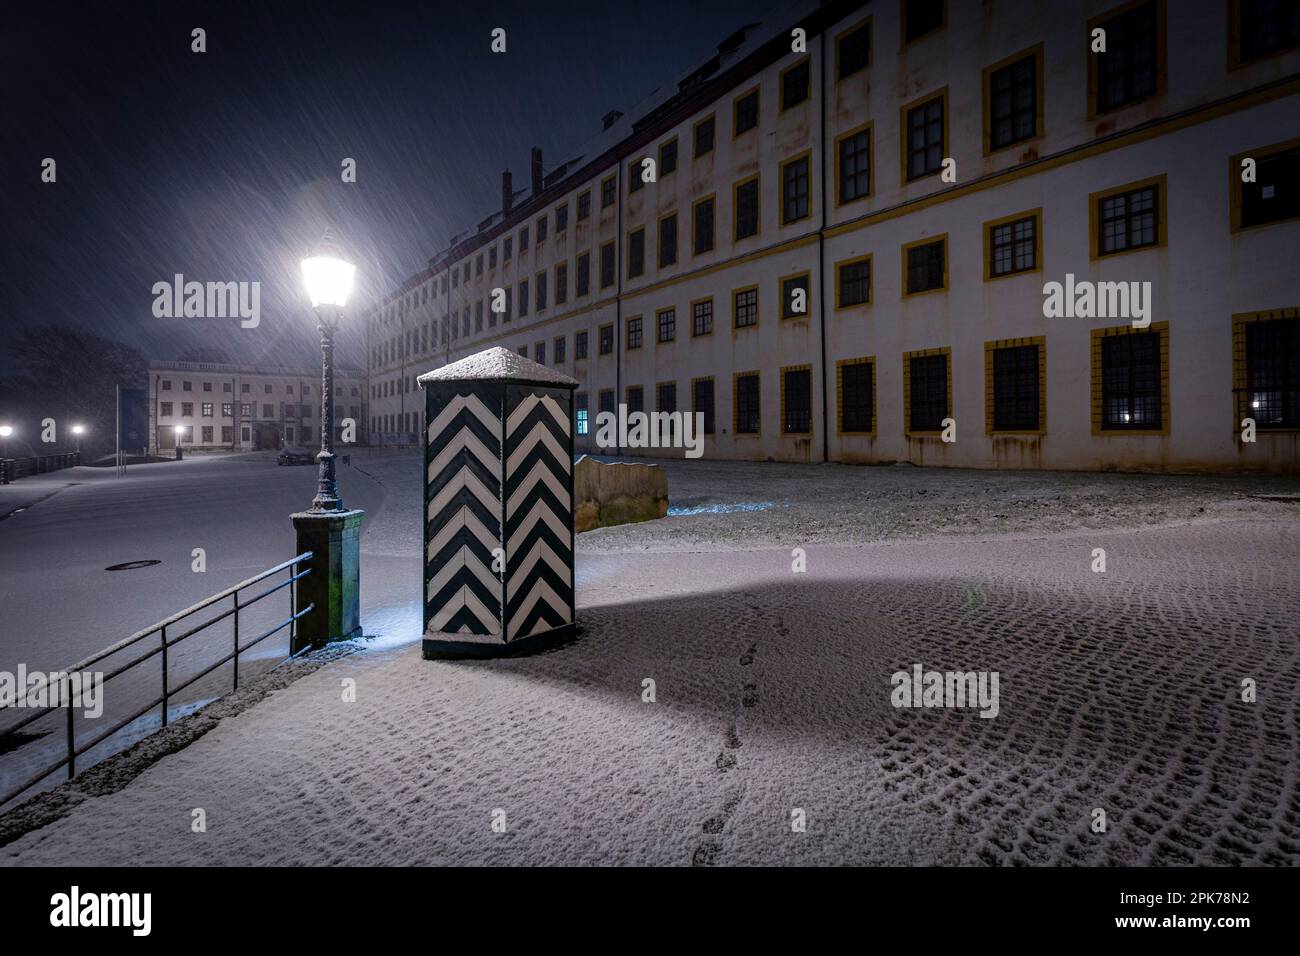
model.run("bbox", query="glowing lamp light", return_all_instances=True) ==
[173,425,186,435]
[72,424,86,436]
[0,425,12,438]
[300,231,356,309]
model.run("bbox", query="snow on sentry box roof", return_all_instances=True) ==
[416,346,577,389]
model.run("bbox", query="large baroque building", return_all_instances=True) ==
[147,360,367,453]
[366,0,1300,473]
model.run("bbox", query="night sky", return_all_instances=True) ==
[1,0,766,371]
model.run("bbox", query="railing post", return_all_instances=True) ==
[232,592,240,692]
[161,626,169,727]
[65,673,76,779]
[288,562,297,653]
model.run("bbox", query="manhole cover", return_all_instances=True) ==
[104,559,162,571]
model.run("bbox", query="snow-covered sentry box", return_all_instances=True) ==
[417,347,578,658]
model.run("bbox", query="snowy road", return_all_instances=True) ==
[0,455,388,674]
[3,508,1297,865]
[0,453,401,801]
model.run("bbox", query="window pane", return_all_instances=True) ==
[839,128,871,202]
[989,54,1036,150]
[782,157,809,222]
[838,259,871,306]
[693,299,714,336]
[909,354,948,431]
[1241,146,1300,228]
[783,369,812,433]
[906,240,945,293]
[782,275,810,318]
[735,375,761,433]
[782,60,810,109]
[907,96,944,180]
[840,363,873,432]
[989,216,1036,276]
[1101,332,1162,428]
[992,345,1040,430]
[838,23,871,78]
[1244,318,1300,427]
[1096,1,1158,113]
[734,289,758,328]
[693,379,716,434]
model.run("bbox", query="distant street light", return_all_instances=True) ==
[0,425,12,463]
[173,424,186,460]
[300,228,356,512]
[71,424,86,454]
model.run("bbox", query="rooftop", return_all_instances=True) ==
[416,346,578,387]
[150,359,365,378]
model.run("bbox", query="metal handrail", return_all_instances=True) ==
[64,552,311,675]
[0,552,316,807]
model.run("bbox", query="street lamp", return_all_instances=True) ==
[0,425,12,466]
[71,424,85,453]
[173,424,186,460]
[300,228,356,512]
[290,228,364,653]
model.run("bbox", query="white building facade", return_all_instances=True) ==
[147,361,367,454]
[367,0,1300,473]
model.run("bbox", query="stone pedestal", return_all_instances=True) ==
[418,347,578,659]
[291,509,364,653]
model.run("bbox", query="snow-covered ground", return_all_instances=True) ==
[0,453,393,803]
[2,451,1298,864]
[0,455,386,672]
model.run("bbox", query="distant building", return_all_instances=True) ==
[366,0,1300,473]
[146,360,367,454]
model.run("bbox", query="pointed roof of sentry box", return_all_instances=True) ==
[417,346,578,389]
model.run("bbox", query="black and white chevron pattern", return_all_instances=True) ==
[503,387,574,641]
[424,390,504,636]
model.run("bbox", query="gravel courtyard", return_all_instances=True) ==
[2,454,1297,866]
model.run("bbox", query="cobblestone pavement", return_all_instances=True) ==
[4,515,1296,866]
[580,455,1300,552]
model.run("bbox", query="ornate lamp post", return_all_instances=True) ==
[291,228,364,651]
[300,229,356,511]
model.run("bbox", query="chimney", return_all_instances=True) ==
[530,147,543,197]
[601,109,624,131]
[502,170,513,213]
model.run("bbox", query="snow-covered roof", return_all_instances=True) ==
[410,0,820,286]
[151,359,365,377]
[417,346,578,387]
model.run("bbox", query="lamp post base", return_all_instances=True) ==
[291,508,364,653]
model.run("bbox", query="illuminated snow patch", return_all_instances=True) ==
[668,502,775,516]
